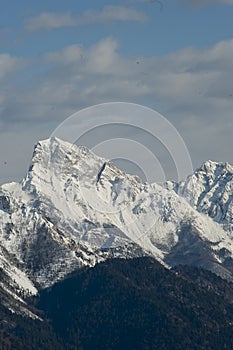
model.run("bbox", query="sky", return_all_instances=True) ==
[0,0,233,184]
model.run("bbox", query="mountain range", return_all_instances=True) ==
[0,137,233,348]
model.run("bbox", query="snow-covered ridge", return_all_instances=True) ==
[0,137,233,300]
[172,160,233,231]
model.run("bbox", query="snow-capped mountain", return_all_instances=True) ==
[0,137,233,308]
[172,160,233,231]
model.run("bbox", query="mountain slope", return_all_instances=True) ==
[167,160,233,277]
[0,244,38,318]
[1,257,232,350]
[37,257,233,350]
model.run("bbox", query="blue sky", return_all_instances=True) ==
[0,0,233,183]
[2,1,233,57]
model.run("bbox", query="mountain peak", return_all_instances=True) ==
[22,137,104,190]
[198,159,233,174]
[176,159,233,229]
[32,137,94,164]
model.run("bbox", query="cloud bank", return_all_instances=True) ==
[1,37,233,183]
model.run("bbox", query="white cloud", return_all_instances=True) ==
[26,12,74,31]
[45,37,133,77]
[45,37,121,74]
[3,37,233,122]
[0,54,25,80]
[45,45,84,65]
[26,6,147,32]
